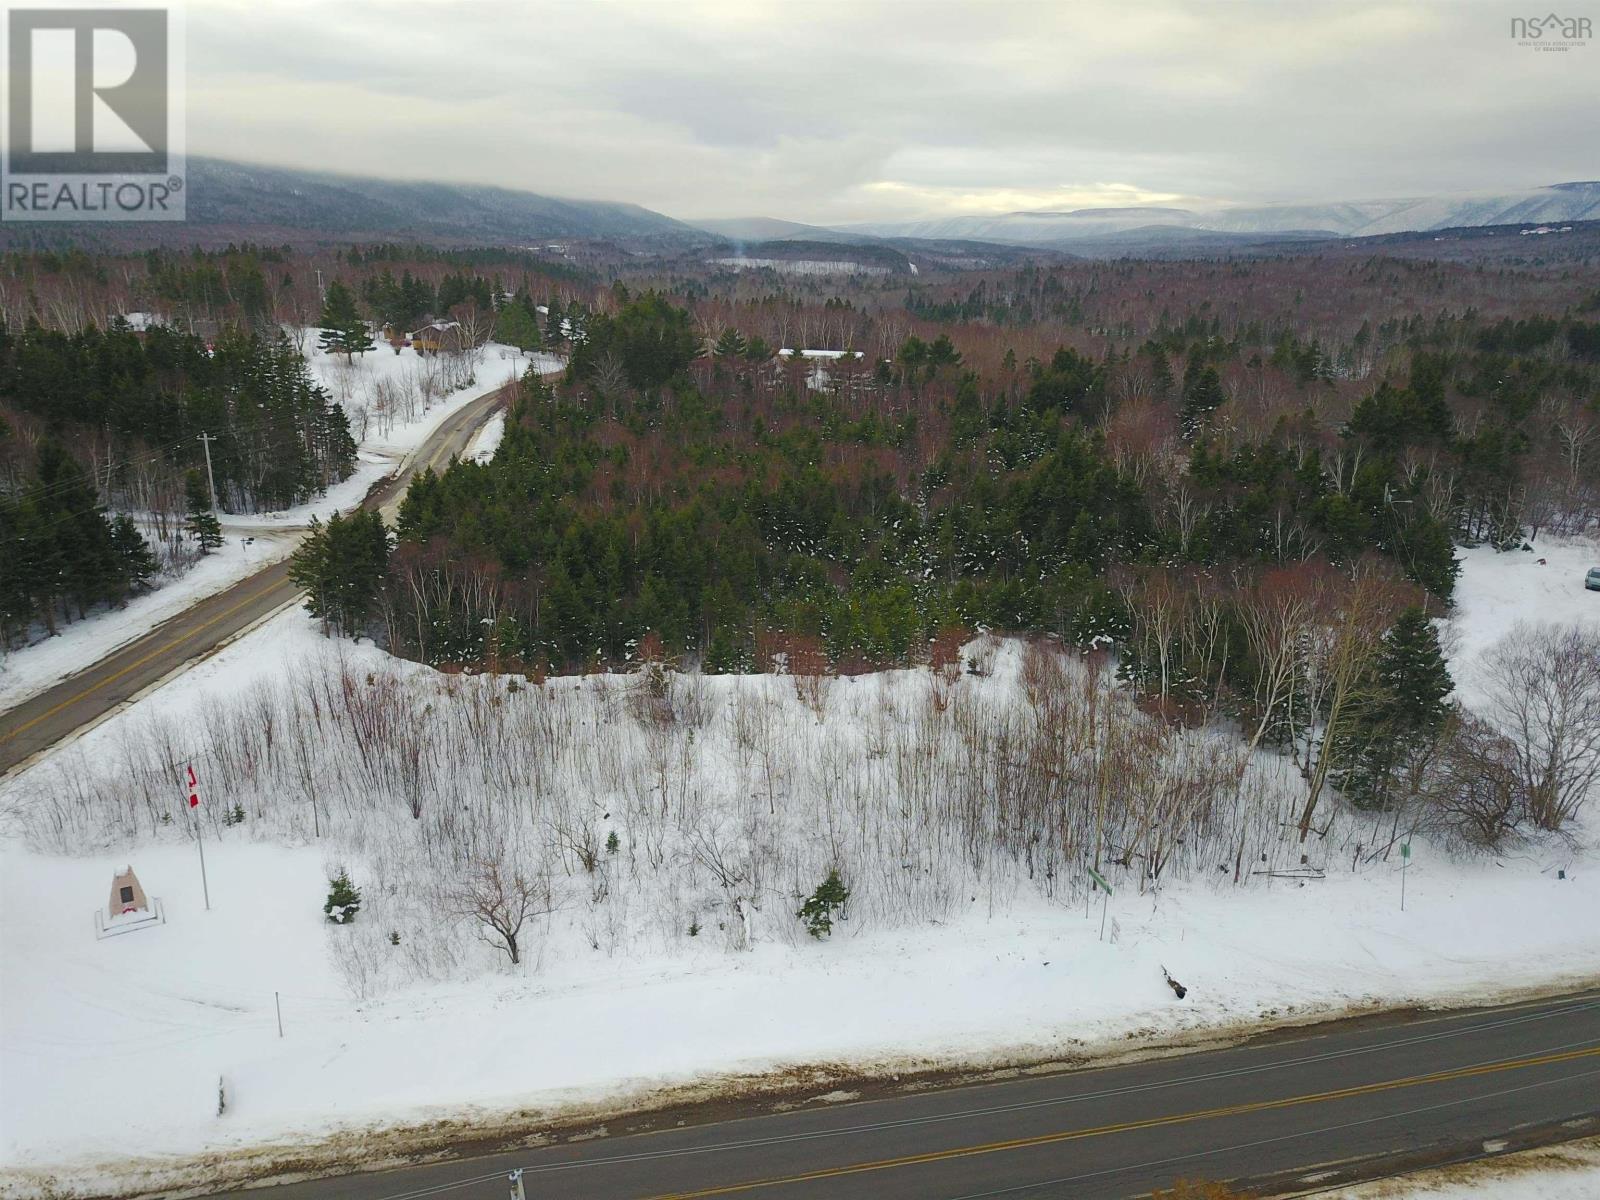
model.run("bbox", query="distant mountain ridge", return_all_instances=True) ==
[180,158,706,245]
[8,163,1596,259]
[761,182,1600,249]
[0,158,712,250]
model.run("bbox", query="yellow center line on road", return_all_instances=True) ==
[643,1045,1600,1199]
[0,572,298,744]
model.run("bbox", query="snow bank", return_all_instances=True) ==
[467,411,507,464]
[1328,1137,1600,1197]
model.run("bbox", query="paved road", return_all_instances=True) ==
[196,992,1600,1200]
[0,382,515,775]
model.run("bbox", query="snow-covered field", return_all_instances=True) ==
[1328,1137,1600,1198]
[0,339,560,712]
[1446,536,1600,707]
[1,536,1597,1197]
[711,257,893,276]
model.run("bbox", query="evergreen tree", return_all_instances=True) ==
[797,868,850,939]
[1180,359,1225,436]
[323,869,362,924]
[185,470,224,552]
[544,299,566,347]
[1337,607,1453,809]
[713,327,747,358]
[1375,607,1453,732]
[568,294,698,390]
[290,509,392,637]
[926,333,963,369]
[33,440,121,620]
[496,297,543,352]
[1027,346,1104,414]
[317,280,370,361]
[110,515,159,592]
[1149,345,1175,400]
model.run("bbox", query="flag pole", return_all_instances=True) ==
[184,762,211,911]
[195,811,211,912]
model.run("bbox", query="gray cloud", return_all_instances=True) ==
[184,0,1598,223]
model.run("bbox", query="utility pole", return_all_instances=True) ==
[197,432,218,509]
[508,1169,526,1200]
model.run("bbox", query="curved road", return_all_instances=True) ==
[0,382,515,775]
[195,992,1600,1200]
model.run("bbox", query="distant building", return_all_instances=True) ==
[116,311,166,334]
[408,320,471,355]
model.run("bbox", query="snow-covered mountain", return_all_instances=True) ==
[839,182,1600,247]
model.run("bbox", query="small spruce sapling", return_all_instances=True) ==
[797,868,850,939]
[184,470,224,552]
[323,869,362,924]
[606,829,620,855]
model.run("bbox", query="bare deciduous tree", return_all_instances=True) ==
[451,854,553,965]
[1482,623,1600,833]
[1419,712,1526,851]
[1296,562,1412,841]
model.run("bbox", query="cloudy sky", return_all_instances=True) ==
[186,0,1597,223]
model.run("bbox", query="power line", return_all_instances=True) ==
[4,422,362,542]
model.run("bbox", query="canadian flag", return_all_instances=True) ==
[186,764,200,809]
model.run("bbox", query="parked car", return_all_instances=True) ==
[1587,566,1600,591]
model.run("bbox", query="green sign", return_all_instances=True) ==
[1401,843,1411,860]
[1087,866,1113,895]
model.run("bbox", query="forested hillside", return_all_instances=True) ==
[6,239,1598,677]
[0,325,355,645]
[1,323,355,511]
[0,243,588,649]
[373,295,1599,673]
[284,286,1592,841]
